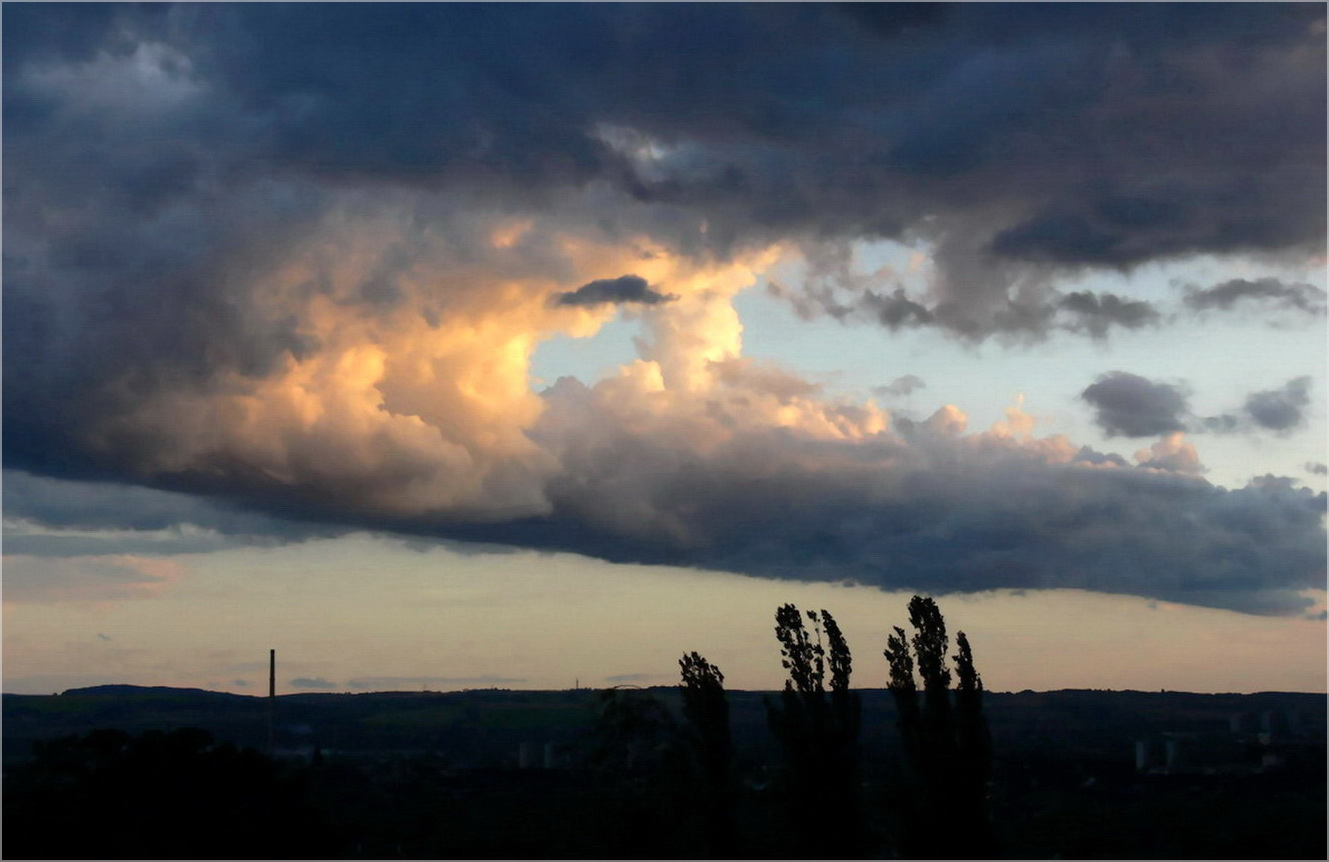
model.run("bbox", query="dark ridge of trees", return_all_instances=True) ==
[764,604,865,858]
[584,685,699,858]
[2,727,333,860]
[885,595,996,859]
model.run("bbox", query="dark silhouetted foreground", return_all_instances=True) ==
[4,598,1325,859]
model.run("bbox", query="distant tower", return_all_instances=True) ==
[267,649,276,755]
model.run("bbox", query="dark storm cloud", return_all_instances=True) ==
[7,4,1322,326]
[553,275,676,308]
[1244,377,1312,433]
[5,3,1322,456]
[3,4,1325,617]
[1183,278,1327,316]
[1081,373,1190,438]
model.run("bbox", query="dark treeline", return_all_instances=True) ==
[4,596,1326,860]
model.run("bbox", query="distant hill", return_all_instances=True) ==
[63,684,249,699]
[4,685,1323,770]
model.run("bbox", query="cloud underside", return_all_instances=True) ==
[3,5,1325,617]
[8,396,1325,617]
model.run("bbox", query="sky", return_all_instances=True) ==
[3,3,1326,696]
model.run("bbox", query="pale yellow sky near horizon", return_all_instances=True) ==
[4,532,1324,696]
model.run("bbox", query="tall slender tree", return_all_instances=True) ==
[678,652,735,856]
[766,604,864,858]
[885,595,995,859]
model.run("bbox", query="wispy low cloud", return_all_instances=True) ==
[345,676,527,691]
[2,554,186,603]
[289,677,340,690]
[822,284,1161,342]
[871,375,927,400]
[553,275,677,307]
[1184,278,1327,316]
[603,673,663,685]
[1056,292,1160,339]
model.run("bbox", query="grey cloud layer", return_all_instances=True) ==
[4,5,1325,616]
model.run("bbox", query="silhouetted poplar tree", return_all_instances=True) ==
[884,595,995,859]
[766,604,864,858]
[679,651,735,856]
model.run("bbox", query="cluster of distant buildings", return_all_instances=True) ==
[1134,708,1316,775]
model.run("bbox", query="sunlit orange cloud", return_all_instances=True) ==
[1135,432,1204,475]
[82,204,809,519]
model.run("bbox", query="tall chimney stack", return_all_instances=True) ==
[267,649,275,755]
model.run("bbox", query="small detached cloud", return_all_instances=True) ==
[553,275,677,308]
[1244,377,1312,434]
[1305,462,1327,476]
[1081,372,1189,438]
[288,677,340,690]
[1184,278,1327,316]
[872,374,927,399]
[1203,377,1315,436]
[860,289,935,330]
